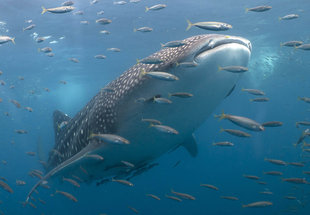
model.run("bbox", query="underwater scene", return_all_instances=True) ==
[1,0,310,214]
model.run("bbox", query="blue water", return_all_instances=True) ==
[1,0,310,214]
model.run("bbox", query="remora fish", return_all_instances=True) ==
[26,34,251,201]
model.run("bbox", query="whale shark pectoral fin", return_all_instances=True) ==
[181,133,198,157]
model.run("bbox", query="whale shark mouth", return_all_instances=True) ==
[194,36,252,61]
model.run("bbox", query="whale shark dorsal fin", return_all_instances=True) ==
[181,133,198,157]
[53,110,71,139]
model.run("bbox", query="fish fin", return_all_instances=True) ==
[11,37,15,44]
[186,20,193,31]
[41,6,47,15]
[181,133,198,157]
[145,7,149,12]
[139,68,146,78]
[225,84,236,98]
[53,110,71,143]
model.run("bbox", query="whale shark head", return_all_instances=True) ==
[26,34,251,202]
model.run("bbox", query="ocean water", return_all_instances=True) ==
[1,0,310,214]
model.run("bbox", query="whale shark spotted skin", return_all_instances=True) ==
[26,34,251,201]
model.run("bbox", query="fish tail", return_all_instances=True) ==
[186,20,193,31]
[219,128,224,133]
[218,66,222,72]
[136,59,140,64]
[302,141,307,148]
[245,8,249,13]
[242,204,247,208]
[297,97,301,100]
[41,6,47,15]
[241,88,245,91]
[133,28,136,32]
[37,48,41,52]
[212,142,216,146]
[249,99,253,102]
[295,122,299,128]
[139,68,146,78]
[160,43,164,48]
[168,93,171,98]
[175,62,179,67]
[11,37,15,44]
[219,111,226,120]
[280,43,283,47]
[145,7,149,12]
[278,17,282,21]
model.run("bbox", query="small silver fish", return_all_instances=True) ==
[121,160,135,168]
[218,65,248,73]
[215,112,264,131]
[141,118,162,125]
[161,40,186,48]
[96,18,112,25]
[145,4,166,12]
[261,121,283,127]
[0,36,15,44]
[151,124,179,135]
[134,27,153,32]
[153,97,172,104]
[41,6,75,14]
[245,6,272,13]
[23,24,36,31]
[279,14,299,21]
[168,92,193,98]
[95,55,106,59]
[176,61,198,68]
[295,44,310,50]
[90,133,130,145]
[141,70,178,81]
[112,179,133,186]
[242,201,273,208]
[100,30,110,34]
[85,154,104,161]
[220,128,251,137]
[249,97,269,102]
[186,20,232,31]
[107,48,121,52]
[212,141,234,147]
[241,88,265,96]
[280,41,303,47]
[62,1,74,6]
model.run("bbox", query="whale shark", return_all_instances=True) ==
[26,34,251,201]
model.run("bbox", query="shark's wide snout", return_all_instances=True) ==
[194,35,251,66]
